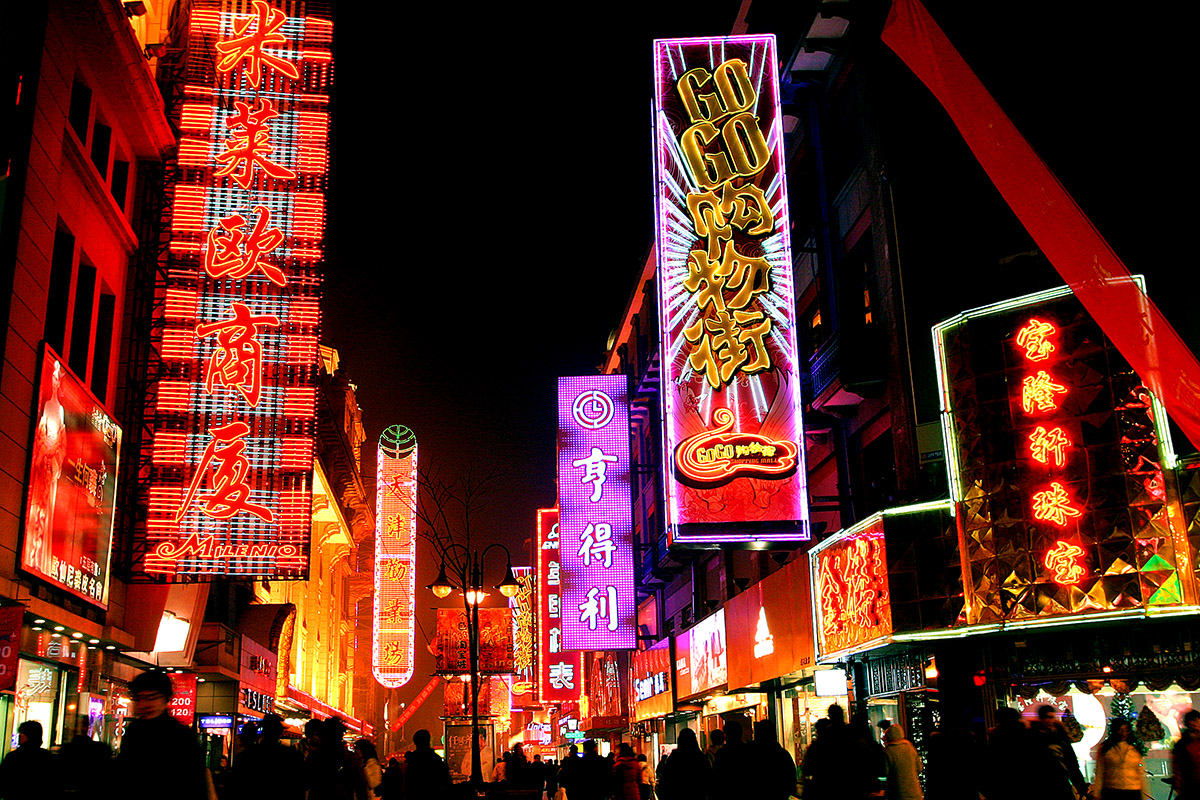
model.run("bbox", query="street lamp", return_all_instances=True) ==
[427,542,518,791]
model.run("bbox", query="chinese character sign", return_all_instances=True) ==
[935,285,1188,624]
[632,639,672,722]
[508,566,537,706]
[538,508,581,702]
[374,426,417,689]
[812,520,892,661]
[652,36,808,543]
[20,348,121,608]
[557,378,636,650]
[142,0,330,579]
[435,609,514,674]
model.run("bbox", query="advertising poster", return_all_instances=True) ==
[446,723,495,784]
[632,638,672,721]
[0,606,24,692]
[20,347,120,608]
[652,35,808,543]
[168,673,198,725]
[434,608,514,674]
[725,557,813,689]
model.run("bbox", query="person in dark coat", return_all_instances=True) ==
[923,716,980,800]
[711,719,754,800]
[573,740,612,800]
[656,728,711,800]
[613,743,642,800]
[749,719,797,800]
[0,720,56,800]
[403,729,450,799]
[801,718,834,800]
[1028,706,1084,800]
[236,714,304,800]
[558,744,582,797]
[114,670,209,800]
[983,706,1029,800]
[1174,709,1200,800]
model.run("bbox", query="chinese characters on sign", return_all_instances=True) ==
[936,286,1187,623]
[653,35,808,542]
[374,426,417,689]
[143,0,330,579]
[557,377,635,650]
[508,566,537,706]
[538,509,582,702]
[813,521,892,661]
[434,609,514,674]
[20,348,121,608]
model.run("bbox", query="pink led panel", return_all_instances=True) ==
[557,376,635,650]
[538,508,581,702]
[652,35,808,543]
[140,0,330,579]
[374,426,417,689]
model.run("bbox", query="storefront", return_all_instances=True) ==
[630,638,672,765]
[581,651,630,751]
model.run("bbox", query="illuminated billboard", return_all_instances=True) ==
[434,608,514,674]
[724,554,813,690]
[557,376,636,650]
[139,0,329,579]
[811,518,892,662]
[935,284,1189,625]
[652,35,808,543]
[20,347,121,608]
[674,609,727,699]
[632,639,672,722]
[373,425,417,689]
[508,566,537,706]
[537,508,582,702]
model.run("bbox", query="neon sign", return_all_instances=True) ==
[934,284,1187,622]
[813,521,891,660]
[508,566,537,707]
[142,0,329,579]
[374,426,417,689]
[653,35,808,543]
[537,508,581,702]
[558,377,635,650]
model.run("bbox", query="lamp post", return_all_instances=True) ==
[428,542,519,792]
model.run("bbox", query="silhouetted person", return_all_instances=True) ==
[1174,710,1200,800]
[573,740,610,800]
[923,716,980,800]
[1029,705,1084,800]
[801,718,834,800]
[0,720,55,800]
[115,670,208,800]
[404,729,450,799]
[984,706,1028,800]
[60,723,114,800]
[749,719,796,800]
[236,714,303,800]
[712,719,753,800]
[558,744,583,797]
[704,728,725,767]
[657,728,710,800]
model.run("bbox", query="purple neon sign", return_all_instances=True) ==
[557,375,636,650]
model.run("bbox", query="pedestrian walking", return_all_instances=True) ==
[354,739,385,800]
[849,711,888,800]
[883,724,924,800]
[1029,705,1086,800]
[1174,710,1200,800]
[114,670,211,800]
[703,728,725,767]
[404,729,451,799]
[381,757,404,799]
[1089,719,1148,800]
[557,744,582,800]
[923,716,980,800]
[235,714,303,800]
[0,720,55,800]
[656,728,710,800]
[711,719,753,800]
[749,719,797,800]
[613,744,642,800]
[636,753,655,800]
[801,718,834,800]
[573,740,610,800]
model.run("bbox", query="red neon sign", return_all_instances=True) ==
[1021,370,1068,413]
[203,206,286,285]
[1044,540,1086,585]
[196,303,280,407]
[1031,482,1083,526]
[1016,319,1056,361]
[214,0,300,88]
[215,98,297,190]
[816,525,890,658]
[674,407,799,488]
[1028,425,1071,467]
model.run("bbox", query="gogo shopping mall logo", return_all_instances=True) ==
[572,390,615,430]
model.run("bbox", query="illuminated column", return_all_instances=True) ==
[374,425,417,688]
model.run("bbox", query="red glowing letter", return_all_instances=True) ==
[204,205,286,286]
[1044,540,1086,584]
[1022,370,1068,413]
[215,99,297,190]
[1028,425,1072,467]
[196,302,281,408]
[175,421,273,523]
[214,0,300,89]
[1016,318,1056,361]
[1031,482,1083,526]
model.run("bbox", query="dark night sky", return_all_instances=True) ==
[321,2,1194,741]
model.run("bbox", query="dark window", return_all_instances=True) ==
[110,160,129,210]
[801,304,827,362]
[68,262,96,379]
[860,431,897,516]
[45,230,75,355]
[90,123,111,179]
[68,82,91,143]
[91,288,115,400]
[825,75,864,196]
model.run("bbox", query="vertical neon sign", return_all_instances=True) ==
[374,425,417,689]
[142,0,329,579]
[557,377,636,650]
[652,35,808,543]
[537,508,581,702]
[508,566,536,706]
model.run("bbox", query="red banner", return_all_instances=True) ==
[392,676,441,732]
[881,0,1200,450]
[169,673,198,725]
[0,606,23,692]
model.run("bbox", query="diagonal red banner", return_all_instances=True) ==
[882,0,1200,451]
[392,675,442,732]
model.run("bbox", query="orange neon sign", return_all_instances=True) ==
[215,98,297,190]
[674,407,799,487]
[1028,425,1071,467]
[196,302,280,408]
[214,0,300,89]
[1044,540,1086,584]
[1031,482,1082,526]
[1016,319,1056,361]
[1022,370,1068,413]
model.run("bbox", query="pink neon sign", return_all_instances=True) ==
[373,426,417,689]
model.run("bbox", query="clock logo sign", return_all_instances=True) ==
[572,390,615,430]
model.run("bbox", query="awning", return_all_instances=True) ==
[283,684,370,736]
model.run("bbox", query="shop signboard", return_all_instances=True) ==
[674,609,727,699]
[168,673,198,725]
[652,34,808,544]
[934,284,1189,624]
[374,425,417,689]
[537,508,582,702]
[725,556,814,690]
[811,519,892,662]
[508,566,537,706]
[199,714,235,729]
[585,651,628,723]
[19,348,120,607]
[239,635,277,716]
[631,638,672,722]
[434,608,514,674]
[0,606,22,691]
[557,376,636,650]
[140,0,331,580]
[443,675,508,718]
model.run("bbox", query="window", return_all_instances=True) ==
[68,82,91,143]
[68,263,96,380]
[90,123,111,180]
[91,288,115,399]
[45,229,75,355]
[110,160,129,210]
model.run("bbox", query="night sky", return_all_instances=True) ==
[322,1,1194,742]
